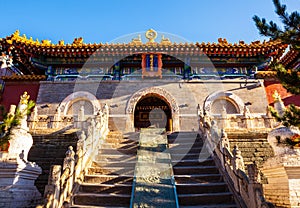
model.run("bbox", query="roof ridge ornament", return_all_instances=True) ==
[13,30,20,37]
[131,34,142,45]
[41,39,51,46]
[145,29,157,43]
[72,37,83,46]
[160,35,171,45]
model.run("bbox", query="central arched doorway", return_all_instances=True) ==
[134,94,172,131]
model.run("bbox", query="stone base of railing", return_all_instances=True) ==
[0,160,42,208]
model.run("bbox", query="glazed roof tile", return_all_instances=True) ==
[1,74,46,81]
[0,30,287,59]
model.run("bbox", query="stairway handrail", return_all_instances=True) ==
[43,106,109,208]
[199,114,274,208]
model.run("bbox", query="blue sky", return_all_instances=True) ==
[1,0,300,44]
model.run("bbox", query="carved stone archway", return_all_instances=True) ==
[58,91,101,116]
[126,87,180,132]
[203,91,245,115]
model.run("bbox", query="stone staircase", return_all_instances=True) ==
[70,131,239,207]
[226,130,274,168]
[168,132,238,208]
[71,131,139,207]
[28,128,79,195]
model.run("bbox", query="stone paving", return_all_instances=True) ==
[131,128,178,208]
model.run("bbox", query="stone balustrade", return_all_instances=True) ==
[205,113,275,130]
[199,114,274,208]
[43,106,109,208]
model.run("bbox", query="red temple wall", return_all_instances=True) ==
[0,81,40,112]
[264,80,300,107]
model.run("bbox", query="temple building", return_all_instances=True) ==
[0,29,300,207]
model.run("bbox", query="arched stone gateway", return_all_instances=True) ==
[58,91,101,117]
[126,87,180,132]
[203,91,245,115]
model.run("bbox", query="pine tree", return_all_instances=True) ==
[253,0,300,127]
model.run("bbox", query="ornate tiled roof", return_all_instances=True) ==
[255,71,278,79]
[1,74,46,81]
[280,48,299,68]
[0,30,287,59]
[255,70,300,80]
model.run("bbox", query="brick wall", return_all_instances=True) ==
[0,80,40,112]
[264,80,300,107]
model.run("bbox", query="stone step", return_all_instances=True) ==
[168,142,203,149]
[168,136,202,143]
[175,174,223,184]
[88,166,135,175]
[73,193,131,207]
[171,153,211,160]
[91,161,136,168]
[178,192,235,206]
[99,148,137,155]
[105,138,138,144]
[176,182,229,194]
[107,131,123,137]
[167,131,200,138]
[229,142,271,148]
[29,133,78,196]
[95,154,136,162]
[101,142,138,149]
[79,183,132,194]
[172,158,215,166]
[173,166,219,175]
[169,147,204,154]
[168,132,237,207]
[84,174,133,184]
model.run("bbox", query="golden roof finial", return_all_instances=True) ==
[145,29,157,43]
[13,30,20,37]
[41,39,51,46]
[29,37,34,44]
[72,37,83,46]
[131,34,142,45]
[58,40,65,46]
[161,34,171,45]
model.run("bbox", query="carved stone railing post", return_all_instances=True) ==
[219,129,230,168]
[44,165,61,208]
[232,145,245,172]
[247,163,263,208]
[53,106,62,129]
[231,145,245,193]
[29,106,38,129]
[220,129,230,151]
[104,103,109,130]
[248,163,260,184]
[74,132,85,183]
[243,105,254,129]
[63,146,75,195]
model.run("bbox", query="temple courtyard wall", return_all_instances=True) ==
[35,79,268,132]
